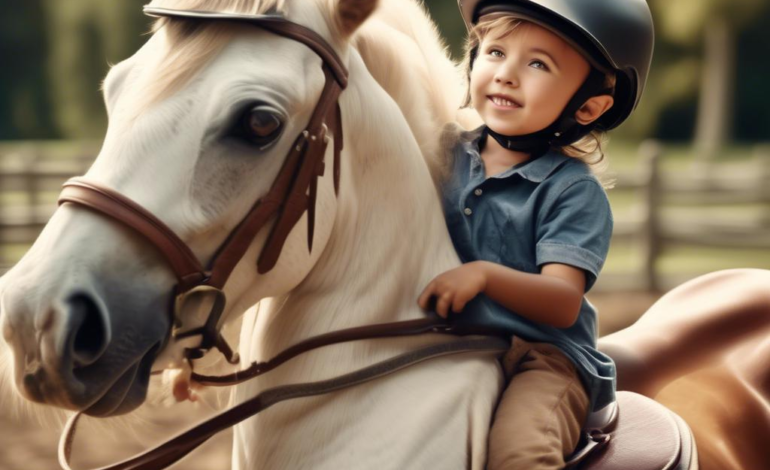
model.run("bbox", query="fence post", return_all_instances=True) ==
[24,146,41,224]
[754,144,770,227]
[639,140,662,292]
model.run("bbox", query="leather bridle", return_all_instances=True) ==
[58,6,348,364]
[55,6,509,470]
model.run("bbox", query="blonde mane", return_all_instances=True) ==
[352,0,464,182]
[127,0,289,117]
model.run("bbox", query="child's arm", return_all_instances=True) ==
[417,261,585,328]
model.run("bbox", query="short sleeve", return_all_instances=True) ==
[535,179,613,291]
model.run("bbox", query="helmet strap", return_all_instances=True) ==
[484,67,609,154]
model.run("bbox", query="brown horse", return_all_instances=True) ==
[600,269,770,470]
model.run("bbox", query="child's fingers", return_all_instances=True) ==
[436,292,453,318]
[452,294,470,314]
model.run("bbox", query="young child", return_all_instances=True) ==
[418,1,654,468]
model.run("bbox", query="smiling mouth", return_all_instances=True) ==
[488,95,522,109]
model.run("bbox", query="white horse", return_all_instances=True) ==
[2,0,769,469]
[0,0,502,468]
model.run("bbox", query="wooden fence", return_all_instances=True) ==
[604,140,770,291]
[1,141,769,290]
[0,145,93,270]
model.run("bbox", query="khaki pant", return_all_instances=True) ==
[487,337,589,470]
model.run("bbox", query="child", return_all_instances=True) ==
[418,1,654,468]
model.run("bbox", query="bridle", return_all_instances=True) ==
[59,6,349,365]
[55,6,508,470]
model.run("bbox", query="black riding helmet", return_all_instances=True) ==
[459,0,654,131]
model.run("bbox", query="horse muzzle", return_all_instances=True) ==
[1,261,171,416]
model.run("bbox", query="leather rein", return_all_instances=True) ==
[55,7,508,470]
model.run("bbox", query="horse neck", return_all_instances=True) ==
[352,10,464,185]
[256,52,460,354]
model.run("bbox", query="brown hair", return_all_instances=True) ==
[460,15,617,187]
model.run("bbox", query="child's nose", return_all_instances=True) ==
[494,66,519,87]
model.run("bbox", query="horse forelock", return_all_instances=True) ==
[128,0,337,120]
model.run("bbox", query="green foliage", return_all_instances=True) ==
[423,0,466,59]
[651,0,768,45]
[0,1,151,140]
[43,0,151,139]
[0,0,53,139]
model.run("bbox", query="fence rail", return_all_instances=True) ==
[1,141,769,290]
[601,141,770,290]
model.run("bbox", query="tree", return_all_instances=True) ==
[43,0,151,139]
[653,0,767,160]
[0,0,54,139]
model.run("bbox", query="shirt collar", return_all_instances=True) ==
[466,126,572,183]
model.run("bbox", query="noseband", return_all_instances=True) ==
[58,7,348,363]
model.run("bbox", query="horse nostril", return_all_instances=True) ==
[67,293,110,368]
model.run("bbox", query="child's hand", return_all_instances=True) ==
[417,262,488,318]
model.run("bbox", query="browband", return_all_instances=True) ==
[143,6,349,88]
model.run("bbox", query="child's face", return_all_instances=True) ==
[470,21,591,137]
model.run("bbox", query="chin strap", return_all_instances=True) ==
[484,67,610,154]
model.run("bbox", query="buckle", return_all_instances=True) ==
[173,285,240,365]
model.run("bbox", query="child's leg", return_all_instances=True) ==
[487,338,589,470]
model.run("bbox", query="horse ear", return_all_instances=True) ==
[333,0,379,38]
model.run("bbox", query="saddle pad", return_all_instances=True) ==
[580,391,698,470]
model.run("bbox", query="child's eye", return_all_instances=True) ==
[529,60,550,71]
[489,49,504,58]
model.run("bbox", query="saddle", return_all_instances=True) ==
[567,391,698,470]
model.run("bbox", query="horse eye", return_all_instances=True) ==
[238,107,283,146]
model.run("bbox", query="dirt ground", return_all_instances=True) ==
[0,292,659,470]
[0,397,233,470]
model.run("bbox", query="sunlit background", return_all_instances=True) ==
[0,1,768,467]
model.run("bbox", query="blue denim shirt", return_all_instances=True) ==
[444,126,616,411]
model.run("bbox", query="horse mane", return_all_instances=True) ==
[351,0,465,183]
[125,0,290,118]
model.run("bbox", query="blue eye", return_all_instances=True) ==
[530,60,549,71]
[490,49,504,58]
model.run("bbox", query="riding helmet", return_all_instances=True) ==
[457,0,655,131]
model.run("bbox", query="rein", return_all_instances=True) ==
[54,6,508,470]
[59,335,509,470]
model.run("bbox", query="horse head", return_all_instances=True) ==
[0,0,428,418]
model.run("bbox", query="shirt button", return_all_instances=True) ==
[474,188,483,196]
[464,207,473,216]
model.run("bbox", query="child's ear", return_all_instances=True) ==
[575,95,614,126]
